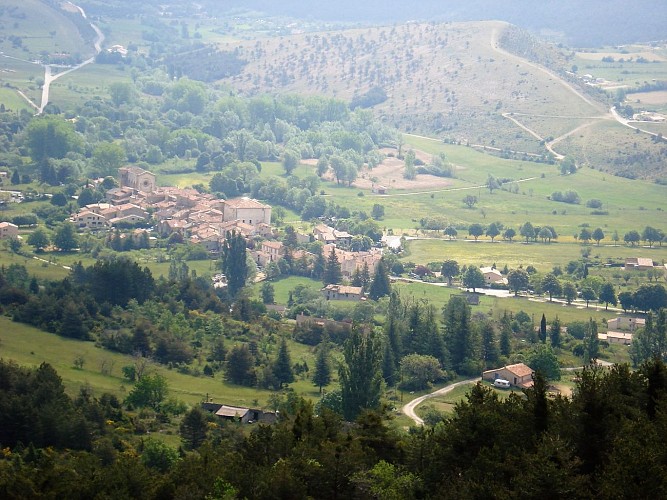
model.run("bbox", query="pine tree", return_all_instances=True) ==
[339,329,383,421]
[312,249,326,279]
[369,259,391,300]
[273,337,294,388]
[180,407,209,450]
[443,295,475,373]
[313,339,332,393]
[323,247,342,285]
[479,320,500,368]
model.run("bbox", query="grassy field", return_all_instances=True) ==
[0,0,89,60]
[0,316,331,407]
[48,64,134,109]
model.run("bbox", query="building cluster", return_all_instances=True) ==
[599,316,646,346]
[70,166,273,254]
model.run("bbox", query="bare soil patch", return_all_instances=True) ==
[303,147,456,191]
[627,90,667,105]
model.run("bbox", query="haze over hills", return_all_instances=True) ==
[216,0,667,46]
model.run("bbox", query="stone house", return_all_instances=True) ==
[482,363,535,389]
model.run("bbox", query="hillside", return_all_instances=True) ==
[217,21,667,178]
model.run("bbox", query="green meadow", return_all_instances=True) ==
[0,316,329,407]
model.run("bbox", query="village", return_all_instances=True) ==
[64,166,384,300]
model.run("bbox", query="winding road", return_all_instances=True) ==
[20,2,105,114]
[402,377,480,426]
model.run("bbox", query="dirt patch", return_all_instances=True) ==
[303,147,456,191]
[627,90,667,106]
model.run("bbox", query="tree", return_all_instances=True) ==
[462,266,485,292]
[550,317,562,348]
[220,231,247,297]
[443,295,475,374]
[479,320,500,367]
[339,329,383,421]
[282,148,300,175]
[108,82,135,106]
[563,281,577,305]
[444,226,458,239]
[24,116,82,165]
[486,222,500,242]
[541,274,562,301]
[371,204,385,220]
[400,354,443,390]
[463,195,478,208]
[368,259,391,300]
[592,228,605,246]
[624,230,641,246]
[313,340,332,393]
[642,226,662,248]
[53,221,78,251]
[581,287,596,308]
[583,319,599,362]
[503,227,516,242]
[441,260,460,286]
[323,247,342,285]
[520,222,535,243]
[507,269,529,296]
[486,174,501,193]
[180,407,208,450]
[125,373,168,410]
[528,344,561,380]
[540,314,548,343]
[579,228,592,244]
[538,227,554,243]
[468,223,484,241]
[598,282,617,310]
[261,282,275,304]
[618,291,634,312]
[403,150,416,180]
[92,142,126,177]
[273,337,294,388]
[11,169,20,185]
[225,344,255,386]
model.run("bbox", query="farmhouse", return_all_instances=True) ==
[321,284,364,301]
[598,331,633,345]
[252,240,284,266]
[607,317,645,332]
[480,266,507,285]
[201,402,276,424]
[482,363,534,388]
[625,257,654,271]
[0,221,18,239]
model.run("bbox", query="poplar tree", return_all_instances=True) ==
[221,231,248,297]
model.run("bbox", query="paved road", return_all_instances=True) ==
[402,377,480,426]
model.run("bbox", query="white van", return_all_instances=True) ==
[493,378,511,389]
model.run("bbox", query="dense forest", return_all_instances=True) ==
[2,357,667,498]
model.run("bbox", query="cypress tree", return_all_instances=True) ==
[540,314,548,343]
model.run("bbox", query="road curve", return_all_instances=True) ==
[402,377,480,426]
